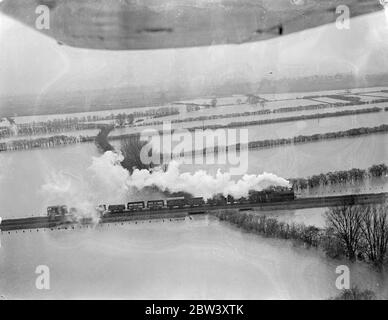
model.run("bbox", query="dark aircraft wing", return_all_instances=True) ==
[0,0,384,50]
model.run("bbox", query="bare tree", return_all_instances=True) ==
[120,134,156,173]
[95,125,114,152]
[332,286,376,300]
[360,204,388,267]
[325,204,363,260]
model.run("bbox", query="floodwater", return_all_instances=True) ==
[0,104,387,299]
[0,132,386,219]
[140,101,387,125]
[111,106,388,139]
[1,216,387,299]
[0,143,100,219]
[10,86,387,124]
[179,134,388,178]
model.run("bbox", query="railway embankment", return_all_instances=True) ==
[1,193,387,232]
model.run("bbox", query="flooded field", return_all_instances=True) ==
[1,215,387,299]
[180,134,387,178]
[1,88,387,300]
[5,86,388,127]
[244,111,387,141]
[0,131,386,219]
[139,103,387,127]
[1,0,388,300]
[110,108,388,141]
[256,87,388,100]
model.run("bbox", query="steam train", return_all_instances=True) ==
[47,186,295,218]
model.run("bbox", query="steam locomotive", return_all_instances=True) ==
[46,205,77,221]
[47,186,295,218]
[47,205,69,219]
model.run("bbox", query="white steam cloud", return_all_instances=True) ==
[40,171,101,223]
[90,151,290,200]
[40,151,289,218]
[10,123,18,136]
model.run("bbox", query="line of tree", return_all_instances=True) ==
[214,202,388,268]
[325,204,388,265]
[3,99,385,140]
[133,106,180,118]
[0,106,184,138]
[272,102,338,114]
[289,164,388,191]
[0,114,135,139]
[215,209,323,248]
[0,135,94,152]
[145,124,388,161]
[171,108,270,123]
[137,109,271,127]
[150,107,180,119]
[221,107,382,130]
[3,109,385,154]
[0,122,105,139]
[133,107,384,142]
[249,124,388,149]
[2,96,386,139]
[205,124,388,154]
[325,95,362,102]
[136,99,388,128]
[271,96,388,114]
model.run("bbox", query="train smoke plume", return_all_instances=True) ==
[41,171,101,223]
[40,150,289,219]
[90,151,290,200]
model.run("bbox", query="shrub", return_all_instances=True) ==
[331,287,376,300]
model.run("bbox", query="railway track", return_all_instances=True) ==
[1,192,387,232]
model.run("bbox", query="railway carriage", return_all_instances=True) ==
[207,194,227,206]
[237,197,251,204]
[127,201,145,211]
[188,197,205,207]
[227,195,237,204]
[147,200,165,210]
[166,197,186,209]
[107,204,126,213]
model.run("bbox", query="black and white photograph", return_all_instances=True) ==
[0,0,387,303]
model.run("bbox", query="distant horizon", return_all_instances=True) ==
[1,70,387,99]
[1,9,388,98]
[1,74,387,118]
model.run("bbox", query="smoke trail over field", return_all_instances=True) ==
[40,150,289,219]
[89,151,290,200]
[40,151,162,221]
[41,171,101,223]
